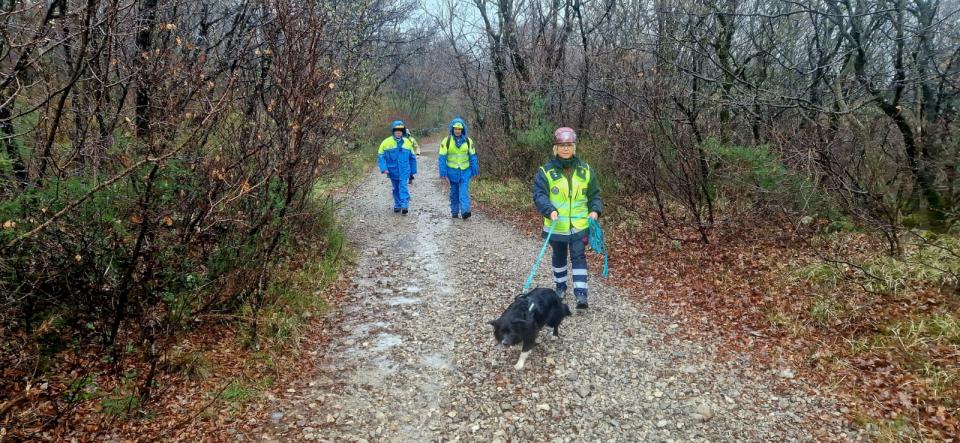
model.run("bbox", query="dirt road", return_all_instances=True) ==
[256,140,859,442]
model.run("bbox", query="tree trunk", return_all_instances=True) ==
[474,0,514,137]
[0,106,27,185]
[135,0,159,137]
[714,0,737,144]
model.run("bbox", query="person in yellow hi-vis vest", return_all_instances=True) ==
[438,117,478,219]
[532,127,602,309]
[403,127,422,156]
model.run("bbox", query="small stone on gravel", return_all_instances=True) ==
[777,368,796,379]
[577,386,591,398]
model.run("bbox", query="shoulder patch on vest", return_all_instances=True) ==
[551,186,560,195]
[549,169,561,180]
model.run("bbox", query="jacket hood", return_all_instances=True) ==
[448,117,468,138]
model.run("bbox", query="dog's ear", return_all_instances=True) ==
[488,320,498,327]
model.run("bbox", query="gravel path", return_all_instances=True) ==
[257,141,861,442]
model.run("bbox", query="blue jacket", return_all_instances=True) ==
[377,120,417,180]
[439,117,478,180]
[378,122,418,179]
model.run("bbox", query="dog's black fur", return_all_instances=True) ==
[488,287,572,370]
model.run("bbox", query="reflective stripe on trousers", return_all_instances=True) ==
[550,238,588,296]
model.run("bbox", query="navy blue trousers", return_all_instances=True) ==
[550,237,588,298]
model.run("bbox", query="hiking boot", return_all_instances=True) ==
[575,294,588,309]
[555,286,567,301]
[393,208,400,213]
[452,213,459,219]
[462,211,471,220]
[401,208,409,215]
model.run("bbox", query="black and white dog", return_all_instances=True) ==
[488,288,573,370]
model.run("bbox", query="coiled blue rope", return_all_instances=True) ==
[588,217,610,278]
[522,215,609,293]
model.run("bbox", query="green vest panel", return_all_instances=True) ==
[442,137,472,170]
[542,163,592,234]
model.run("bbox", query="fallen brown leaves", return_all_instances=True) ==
[475,197,959,440]
[0,269,354,442]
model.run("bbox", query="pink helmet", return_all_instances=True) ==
[553,127,576,144]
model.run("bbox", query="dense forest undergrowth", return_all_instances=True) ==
[1,148,370,440]
[0,0,423,438]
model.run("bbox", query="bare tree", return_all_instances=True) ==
[0,0,418,436]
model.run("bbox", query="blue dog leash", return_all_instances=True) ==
[522,221,556,293]
[521,216,609,293]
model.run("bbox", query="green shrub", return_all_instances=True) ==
[703,138,822,212]
[505,93,556,176]
[825,217,861,233]
[248,197,344,349]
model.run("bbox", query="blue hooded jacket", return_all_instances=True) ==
[377,120,418,179]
